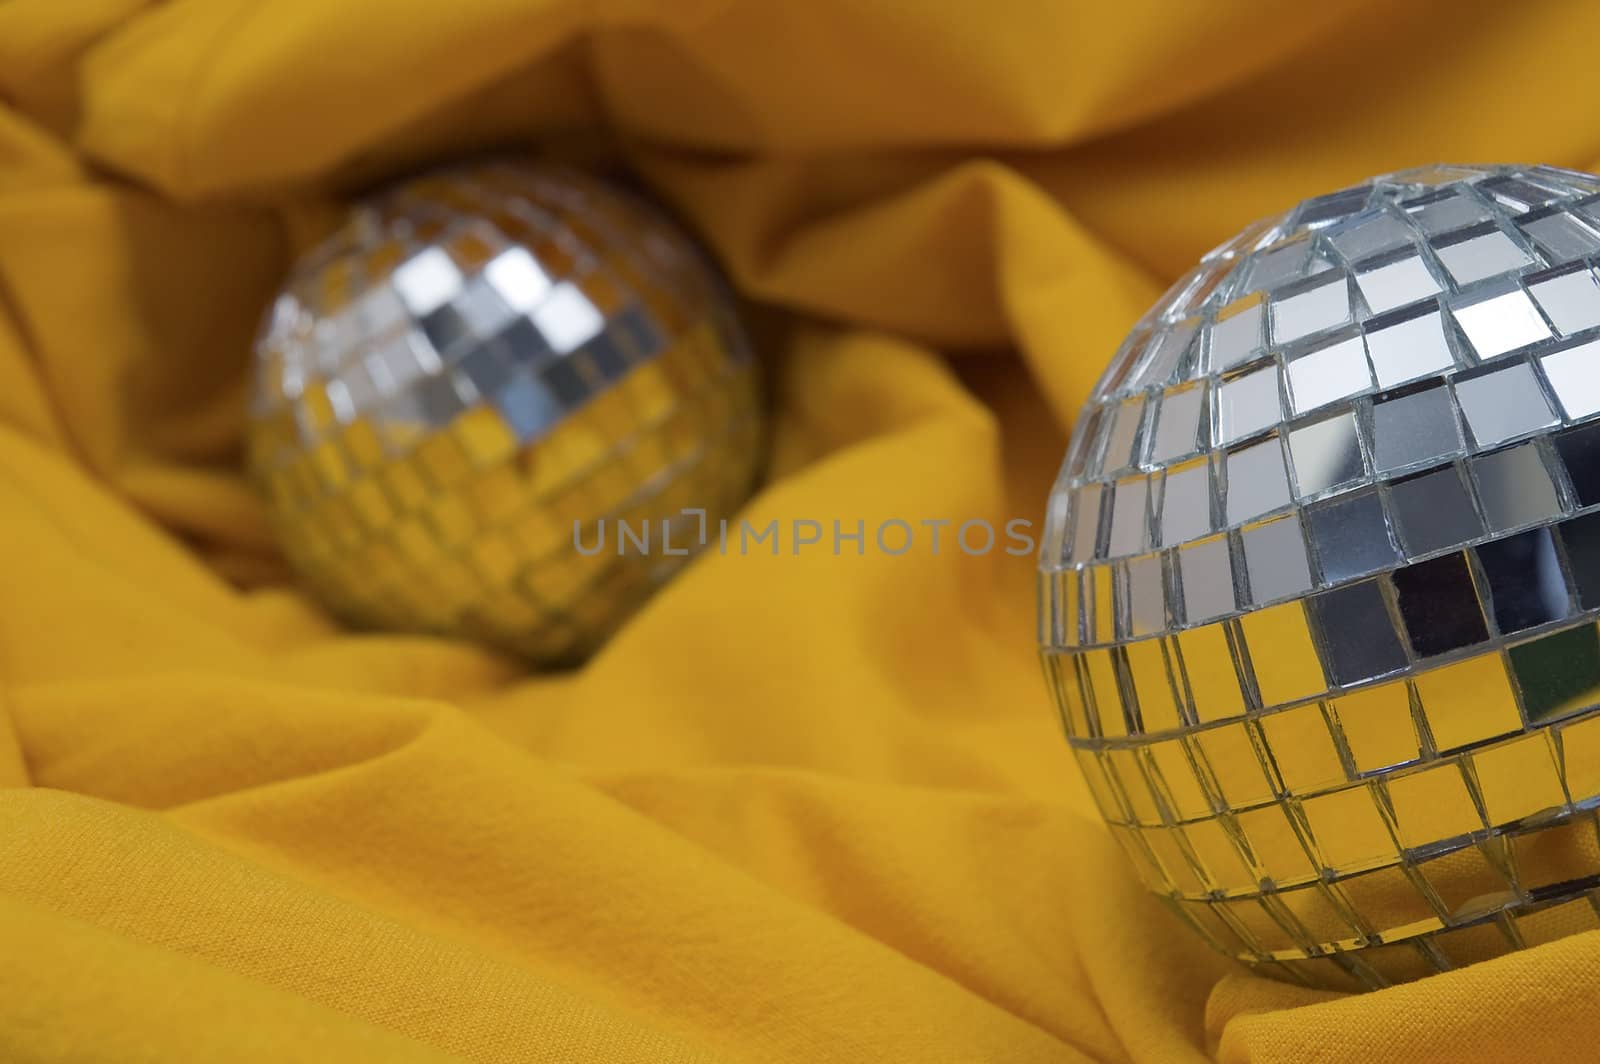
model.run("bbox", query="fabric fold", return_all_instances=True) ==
[6,0,1600,1061]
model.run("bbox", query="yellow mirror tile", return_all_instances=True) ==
[341,419,385,468]
[346,479,394,531]
[1105,748,1159,824]
[1220,897,1296,955]
[1331,681,1418,773]
[1141,826,1206,896]
[1048,655,1092,740]
[425,492,476,546]
[1415,845,1515,923]
[453,405,517,466]
[1147,739,1211,821]
[416,430,471,488]
[1430,920,1513,968]
[1124,639,1182,734]
[379,459,429,511]
[1274,883,1360,949]
[1176,623,1247,724]
[1108,826,1167,891]
[464,463,526,524]
[1085,649,1127,739]
[1510,816,1600,893]
[1092,565,1116,644]
[1472,733,1567,827]
[1383,762,1484,849]
[1333,865,1438,938]
[1300,784,1398,874]
[1234,804,1316,886]
[1357,941,1435,985]
[1514,897,1600,947]
[1259,703,1348,795]
[1414,653,1523,753]
[1181,818,1254,892]
[466,533,521,585]
[1175,899,1250,957]
[1191,724,1274,810]
[309,439,350,488]
[1239,601,1327,709]
[1558,713,1600,803]
[1073,748,1124,822]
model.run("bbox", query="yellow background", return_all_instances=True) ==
[2,0,1598,1060]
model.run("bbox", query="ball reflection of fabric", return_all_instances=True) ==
[1039,164,1600,989]
[250,161,762,664]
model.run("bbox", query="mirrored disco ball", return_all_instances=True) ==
[250,161,762,663]
[1039,164,1600,989]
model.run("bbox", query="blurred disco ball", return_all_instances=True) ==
[250,160,762,664]
[1039,164,1600,989]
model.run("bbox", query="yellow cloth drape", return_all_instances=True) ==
[2,1,1598,1060]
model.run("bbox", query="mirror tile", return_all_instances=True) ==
[1244,237,1314,295]
[1208,299,1265,373]
[1307,490,1398,583]
[1327,211,1414,261]
[1287,334,1373,413]
[1370,384,1463,474]
[1453,361,1557,447]
[1151,383,1207,464]
[1364,303,1456,388]
[1159,459,1215,546]
[1519,210,1600,263]
[1474,527,1571,633]
[1070,482,1106,562]
[1528,265,1600,336]
[1470,443,1562,532]
[1108,475,1153,556]
[1552,421,1600,506]
[1354,252,1441,315]
[1389,552,1489,658]
[1100,397,1147,474]
[1134,319,1199,390]
[1389,464,1484,556]
[1271,273,1352,345]
[1225,437,1292,525]
[1294,186,1374,230]
[1215,364,1282,446]
[1433,224,1535,285]
[1126,553,1169,636]
[1507,624,1600,723]
[1241,516,1313,605]
[1558,511,1600,610]
[1179,535,1237,624]
[1538,339,1600,420]
[1288,410,1365,498]
[1307,580,1409,687]
[1405,190,1492,235]
[1452,287,1552,361]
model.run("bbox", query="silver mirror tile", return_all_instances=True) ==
[1540,339,1600,419]
[1451,285,1552,360]
[1453,360,1558,447]
[1528,264,1600,335]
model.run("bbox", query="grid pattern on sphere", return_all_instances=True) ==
[250,162,760,663]
[1038,164,1600,989]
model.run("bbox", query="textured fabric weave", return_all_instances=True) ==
[1,0,1598,1060]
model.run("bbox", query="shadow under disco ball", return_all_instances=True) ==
[249,161,762,664]
[1038,164,1600,990]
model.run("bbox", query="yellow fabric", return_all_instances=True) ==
[2,1,1598,1060]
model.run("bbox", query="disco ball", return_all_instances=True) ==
[1039,164,1600,989]
[249,161,762,663]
